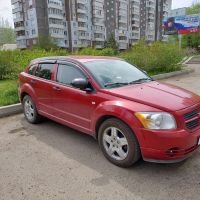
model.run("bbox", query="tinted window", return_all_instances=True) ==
[28,64,37,75]
[57,64,85,85]
[35,63,54,80]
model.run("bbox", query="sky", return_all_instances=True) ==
[0,0,198,27]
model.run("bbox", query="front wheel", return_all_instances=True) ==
[23,95,42,124]
[98,118,141,168]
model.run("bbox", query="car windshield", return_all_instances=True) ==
[84,60,152,89]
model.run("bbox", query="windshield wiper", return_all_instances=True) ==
[129,78,152,84]
[104,82,129,88]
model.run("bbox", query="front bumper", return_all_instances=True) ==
[135,127,200,162]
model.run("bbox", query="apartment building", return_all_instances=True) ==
[12,0,171,50]
[169,7,187,17]
[12,0,68,49]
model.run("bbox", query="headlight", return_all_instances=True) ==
[135,112,177,130]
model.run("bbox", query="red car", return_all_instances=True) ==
[19,56,200,167]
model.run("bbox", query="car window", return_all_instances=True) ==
[84,60,151,89]
[57,64,85,85]
[28,64,38,75]
[35,63,54,80]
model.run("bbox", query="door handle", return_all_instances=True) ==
[53,86,61,91]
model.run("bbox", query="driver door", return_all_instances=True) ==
[52,62,95,133]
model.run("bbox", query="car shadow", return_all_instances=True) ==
[20,117,200,200]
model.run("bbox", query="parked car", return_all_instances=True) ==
[19,56,200,167]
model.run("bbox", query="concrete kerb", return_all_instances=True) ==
[0,103,22,118]
[152,67,194,80]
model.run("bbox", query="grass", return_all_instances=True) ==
[0,79,19,107]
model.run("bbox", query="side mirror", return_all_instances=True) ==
[71,78,88,90]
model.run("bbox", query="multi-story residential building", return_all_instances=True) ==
[12,0,68,49]
[12,0,171,50]
[169,7,187,17]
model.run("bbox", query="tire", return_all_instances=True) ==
[98,118,141,168]
[22,95,42,124]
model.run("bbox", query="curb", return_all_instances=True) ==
[152,68,194,80]
[182,56,194,65]
[0,103,22,118]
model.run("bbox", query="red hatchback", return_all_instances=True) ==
[19,56,200,167]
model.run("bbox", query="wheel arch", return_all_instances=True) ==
[94,114,140,144]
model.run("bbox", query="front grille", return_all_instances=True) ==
[184,110,198,120]
[184,107,200,130]
[186,119,200,129]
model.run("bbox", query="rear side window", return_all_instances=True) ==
[57,64,85,85]
[35,63,54,80]
[28,64,37,75]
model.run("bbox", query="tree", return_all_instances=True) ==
[0,18,16,45]
[181,3,200,49]
[33,35,58,50]
[186,3,200,15]
[104,33,118,53]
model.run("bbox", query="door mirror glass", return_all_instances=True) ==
[71,78,88,90]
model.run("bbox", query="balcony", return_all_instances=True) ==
[49,23,64,29]
[94,29,105,34]
[48,3,63,10]
[132,22,140,28]
[11,0,21,4]
[94,37,105,42]
[146,3,155,9]
[77,8,87,14]
[77,17,87,23]
[16,35,26,40]
[50,33,65,39]
[78,26,88,31]
[148,9,155,14]
[15,26,25,31]
[119,42,128,50]
[12,6,22,14]
[14,16,23,22]
[78,35,88,40]
[48,13,64,20]
[132,0,140,3]
[77,0,87,4]
[119,18,127,23]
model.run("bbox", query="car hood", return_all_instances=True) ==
[105,81,200,111]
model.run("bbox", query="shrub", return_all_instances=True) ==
[0,51,16,80]
[0,49,68,80]
[0,42,184,81]
[120,40,184,74]
[75,48,116,56]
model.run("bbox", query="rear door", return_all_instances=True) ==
[32,62,56,115]
[52,62,95,132]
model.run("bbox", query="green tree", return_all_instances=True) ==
[186,3,200,15]
[181,3,200,49]
[0,18,16,45]
[33,35,58,50]
[104,33,118,53]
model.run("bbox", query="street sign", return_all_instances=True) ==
[163,14,200,35]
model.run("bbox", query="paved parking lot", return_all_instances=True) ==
[0,64,200,200]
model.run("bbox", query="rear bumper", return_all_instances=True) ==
[135,127,200,163]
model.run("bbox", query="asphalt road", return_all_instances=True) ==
[0,64,200,200]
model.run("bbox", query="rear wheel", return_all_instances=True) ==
[98,118,141,168]
[23,95,42,124]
